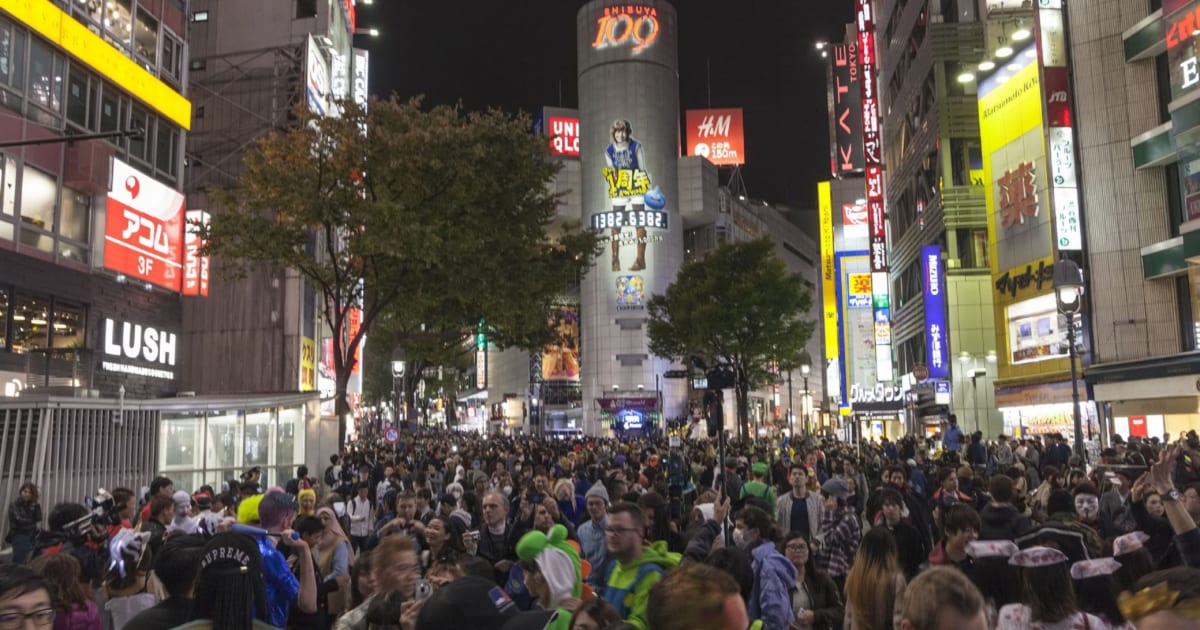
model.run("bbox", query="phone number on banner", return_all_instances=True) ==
[590,210,668,230]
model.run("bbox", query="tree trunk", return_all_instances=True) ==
[335,372,352,445]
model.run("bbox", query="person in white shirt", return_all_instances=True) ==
[347,481,373,551]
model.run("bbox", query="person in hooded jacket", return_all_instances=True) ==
[734,506,796,630]
[978,475,1033,542]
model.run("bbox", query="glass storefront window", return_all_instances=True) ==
[19,165,55,233]
[11,294,49,353]
[155,123,176,177]
[1,154,14,217]
[50,302,84,349]
[60,187,90,243]
[205,410,242,473]
[162,414,203,469]
[243,408,274,471]
[278,407,302,467]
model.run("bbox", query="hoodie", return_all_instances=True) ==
[978,503,1032,542]
[603,540,681,630]
[748,542,797,630]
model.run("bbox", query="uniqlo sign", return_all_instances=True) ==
[548,116,580,157]
[182,210,210,297]
[104,159,185,291]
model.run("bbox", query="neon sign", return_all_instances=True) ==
[592,6,660,55]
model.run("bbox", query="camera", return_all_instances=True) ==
[63,489,120,539]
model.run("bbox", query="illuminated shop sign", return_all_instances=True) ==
[102,318,177,380]
[843,202,868,239]
[818,182,838,360]
[104,159,185,292]
[921,245,948,380]
[849,382,903,404]
[995,260,1055,299]
[591,5,660,55]
[857,0,891,383]
[182,210,210,297]
[1036,3,1082,251]
[847,273,872,308]
[685,108,745,166]
[997,162,1038,228]
[549,116,581,157]
[830,43,864,174]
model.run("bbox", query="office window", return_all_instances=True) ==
[99,86,121,133]
[27,40,64,117]
[161,33,183,82]
[50,301,85,349]
[129,107,150,162]
[19,166,56,234]
[11,294,50,353]
[107,0,134,52]
[297,0,318,19]
[134,7,158,65]
[66,70,98,130]
[1,154,14,218]
[0,19,25,92]
[59,186,91,243]
[155,122,177,176]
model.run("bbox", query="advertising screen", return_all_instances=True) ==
[685,108,745,166]
[542,305,581,381]
[104,159,185,291]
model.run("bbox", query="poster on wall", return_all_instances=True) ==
[542,306,581,381]
[591,118,670,309]
[104,158,185,291]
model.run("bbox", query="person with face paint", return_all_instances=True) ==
[1072,483,1103,532]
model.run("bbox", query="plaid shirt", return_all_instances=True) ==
[816,507,861,579]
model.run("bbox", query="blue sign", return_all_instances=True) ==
[935,381,951,395]
[848,294,871,308]
[384,428,399,444]
[921,245,948,379]
[620,411,644,430]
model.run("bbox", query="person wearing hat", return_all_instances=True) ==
[577,482,612,592]
[995,546,1105,630]
[416,575,559,630]
[815,477,861,591]
[515,525,592,629]
[740,462,776,508]
[252,490,319,627]
[182,532,293,630]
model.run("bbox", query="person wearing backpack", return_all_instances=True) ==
[324,454,341,490]
[602,502,681,630]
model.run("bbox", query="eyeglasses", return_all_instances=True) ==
[784,545,808,552]
[605,526,640,536]
[0,609,55,629]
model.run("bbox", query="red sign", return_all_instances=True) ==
[346,307,363,375]
[182,210,210,297]
[997,162,1038,228]
[1130,415,1148,438]
[104,159,185,291]
[685,108,745,166]
[1042,67,1072,127]
[548,116,580,157]
[843,203,867,227]
[1166,4,1200,50]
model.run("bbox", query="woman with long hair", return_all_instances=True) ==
[421,515,463,573]
[734,505,796,630]
[843,527,906,630]
[7,482,41,565]
[29,553,101,629]
[780,532,844,630]
[996,546,1105,630]
[1070,559,1130,629]
[315,507,354,615]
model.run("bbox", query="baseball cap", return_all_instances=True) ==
[416,576,558,630]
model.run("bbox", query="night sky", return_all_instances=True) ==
[360,1,854,212]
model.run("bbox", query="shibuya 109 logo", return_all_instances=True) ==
[592,5,660,55]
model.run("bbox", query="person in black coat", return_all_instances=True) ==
[978,475,1033,542]
[6,482,42,564]
[781,532,845,630]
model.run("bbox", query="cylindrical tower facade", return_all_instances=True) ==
[577,1,684,434]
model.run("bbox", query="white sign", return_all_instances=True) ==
[849,382,904,404]
[1049,127,1082,250]
[306,35,331,117]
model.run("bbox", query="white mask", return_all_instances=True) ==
[1075,494,1099,520]
[503,486,513,497]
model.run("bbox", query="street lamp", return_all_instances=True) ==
[1054,258,1086,461]
[391,346,406,429]
[798,350,812,437]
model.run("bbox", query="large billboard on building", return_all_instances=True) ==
[578,0,683,420]
[829,42,864,175]
[542,305,581,381]
[685,108,745,166]
[104,159,185,291]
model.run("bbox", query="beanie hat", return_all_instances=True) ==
[584,483,610,505]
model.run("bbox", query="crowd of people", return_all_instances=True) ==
[3,414,1200,630]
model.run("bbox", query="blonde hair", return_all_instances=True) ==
[900,567,985,630]
[845,528,902,630]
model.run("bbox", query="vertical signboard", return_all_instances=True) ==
[685,108,745,166]
[857,0,892,383]
[300,336,316,392]
[921,245,948,379]
[830,42,864,175]
[1036,0,1082,251]
[182,210,209,297]
[818,182,838,360]
[305,35,331,117]
[352,48,369,113]
[104,158,185,291]
[542,305,581,381]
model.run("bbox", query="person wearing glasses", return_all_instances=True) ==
[0,564,55,630]
[601,502,680,630]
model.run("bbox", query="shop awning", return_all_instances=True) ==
[1141,236,1186,279]
[1086,352,1200,385]
[1123,10,1164,62]
[1130,122,1176,170]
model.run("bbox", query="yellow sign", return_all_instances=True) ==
[300,337,316,392]
[818,181,838,360]
[847,273,872,297]
[4,0,191,130]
